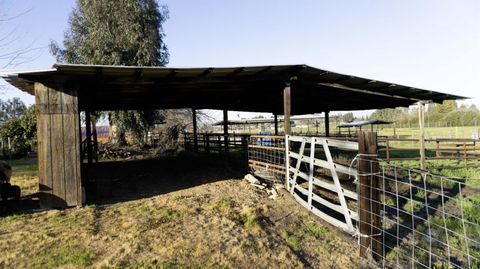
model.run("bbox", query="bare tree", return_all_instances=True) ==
[0,2,43,69]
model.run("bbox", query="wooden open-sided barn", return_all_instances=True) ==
[1,64,464,207]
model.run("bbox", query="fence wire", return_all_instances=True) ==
[247,135,285,183]
[358,158,480,269]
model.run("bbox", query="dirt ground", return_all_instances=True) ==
[1,155,364,269]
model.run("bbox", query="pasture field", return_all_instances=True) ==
[378,126,480,139]
[225,125,480,140]
[7,159,39,197]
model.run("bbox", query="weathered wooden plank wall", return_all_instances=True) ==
[35,82,81,208]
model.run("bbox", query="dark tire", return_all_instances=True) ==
[0,183,10,201]
[11,185,20,201]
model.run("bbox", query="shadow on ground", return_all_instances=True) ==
[1,152,246,215]
[83,152,247,205]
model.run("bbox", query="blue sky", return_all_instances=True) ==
[0,0,479,119]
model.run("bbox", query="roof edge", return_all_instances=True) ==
[0,67,57,77]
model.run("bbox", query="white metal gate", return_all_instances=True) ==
[286,135,359,234]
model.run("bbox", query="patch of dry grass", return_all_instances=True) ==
[0,178,361,268]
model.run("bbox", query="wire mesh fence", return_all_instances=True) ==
[194,132,478,268]
[247,135,285,183]
[183,133,249,153]
[358,158,480,269]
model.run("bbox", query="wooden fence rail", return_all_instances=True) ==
[183,133,250,153]
[379,137,480,168]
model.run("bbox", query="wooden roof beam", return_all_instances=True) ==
[317,82,419,102]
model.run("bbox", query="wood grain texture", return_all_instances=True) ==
[35,83,53,208]
[34,83,81,208]
[358,132,381,261]
[63,88,81,206]
[283,85,291,134]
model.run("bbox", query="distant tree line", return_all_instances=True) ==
[0,98,36,158]
[369,100,480,127]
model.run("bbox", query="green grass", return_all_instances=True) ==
[36,247,94,268]
[386,159,480,178]
[379,126,479,139]
[0,212,29,222]
[403,199,423,214]
[280,230,303,251]
[232,125,479,139]
[304,221,330,238]
[132,205,179,222]
[51,214,86,226]
[239,206,260,230]
[432,261,455,269]
[207,197,233,211]
[279,222,333,251]
[380,148,480,268]
[461,194,480,225]
[158,208,179,220]
[8,158,38,177]
[242,213,259,229]
[383,163,480,268]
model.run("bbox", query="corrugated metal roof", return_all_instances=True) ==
[0,64,466,114]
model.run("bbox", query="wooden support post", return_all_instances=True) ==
[85,110,93,164]
[436,141,440,157]
[206,134,210,153]
[192,109,198,152]
[223,109,229,153]
[218,135,222,153]
[358,132,382,261]
[35,82,82,207]
[386,137,390,163]
[274,114,279,135]
[183,133,188,150]
[202,134,205,151]
[418,101,426,170]
[283,84,291,135]
[325,111,330,137]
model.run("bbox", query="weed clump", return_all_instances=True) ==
[304,221,330,237]
[158,208,179,221]
[240,206,260,229]
[207,197,233,211]
[280,230,302,251]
